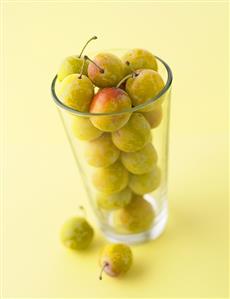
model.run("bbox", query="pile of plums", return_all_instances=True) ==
[57,37,166,278]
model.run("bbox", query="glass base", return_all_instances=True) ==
[99,197,168,245]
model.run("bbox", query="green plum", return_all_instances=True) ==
[142,105,163,129]
[122,48,158,75]
[99,243,133,279]
[59,74,94,111]
[114,195,155,233]
[92,161,129,194]
[57,36,97,81]
[121,143,157,174]
[126,69,165,112]
[89,87,132,132]
[87,53,124,88]
[84,133,120,168]
[97,187,132,210]
[60,216,94,250]
[129,166,161,195]
[112,113,151,152]
[58,56,89,82]
[72,116,102,141]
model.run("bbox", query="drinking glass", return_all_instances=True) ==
[51,50,172,244]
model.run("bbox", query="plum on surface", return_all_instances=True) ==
[99,243,133,279]
[60,217,94,250]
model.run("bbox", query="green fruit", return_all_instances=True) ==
[112,113,151,152]
[87,53,124,88]
[59,74,94,111]
[84,133,120,168]
[72,116,102,141]
[92,161,129,194]
[57,56,89,82]
[142,105,163,129]
[121,143,157,174]
[126,69,165,112]
[129,166,161,195]
[114,195,155,233]
[122,48,158,75]
[90,87,132,132]
[97,187,132,210]
[99,243,133,278]
[57,36,97,81]
[60,217,94,250]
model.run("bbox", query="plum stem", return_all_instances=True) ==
[78,57,87,79]
[78,36,97,58]
[116,73,137,88]
[79,205,87,217]
[84,55,104,73]
[99,262,109,280]
[126,61,138,76]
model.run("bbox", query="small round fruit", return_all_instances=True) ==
[121,143,157,174]
[112,113,151,152]
[72,116,102,141]
[99,243,133,279]
[57,36,97,81]
[129,166,161,195]
[60,217,94,250]
[114,195,155,233]
[122,48,158,75]
[59,74,94,111]
[84,133,120,168]
[142,105,163,129]
[126,69,165,111]
[90,87,132,132]
[92,161,129,194]
[97,187,132,210]
[87,53,124,88]
[57,56,89,82]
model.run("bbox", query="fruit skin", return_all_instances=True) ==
[88,53,124,88]
[114,195,155,233]
[112,113,151,152]
[58,56,89,82]
[122,48,158,75]
[129,166,161,195]
[84,133,120,168]
[121,143,157,174]
[59,74,94,111]
[142,105,163,129]
[60,217,94,250]
[100,243,133,277]
[72,116,102,141]
[90,87,132,132]
[97,187,132,210]
[92,161,129,194]
[126,69,165,112]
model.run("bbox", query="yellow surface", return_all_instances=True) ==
[1,2,229,298]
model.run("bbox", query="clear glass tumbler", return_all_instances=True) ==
[51,50,172,244]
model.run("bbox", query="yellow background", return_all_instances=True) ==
[1,1,229,298]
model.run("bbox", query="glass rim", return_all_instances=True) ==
[51,55,173,117]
